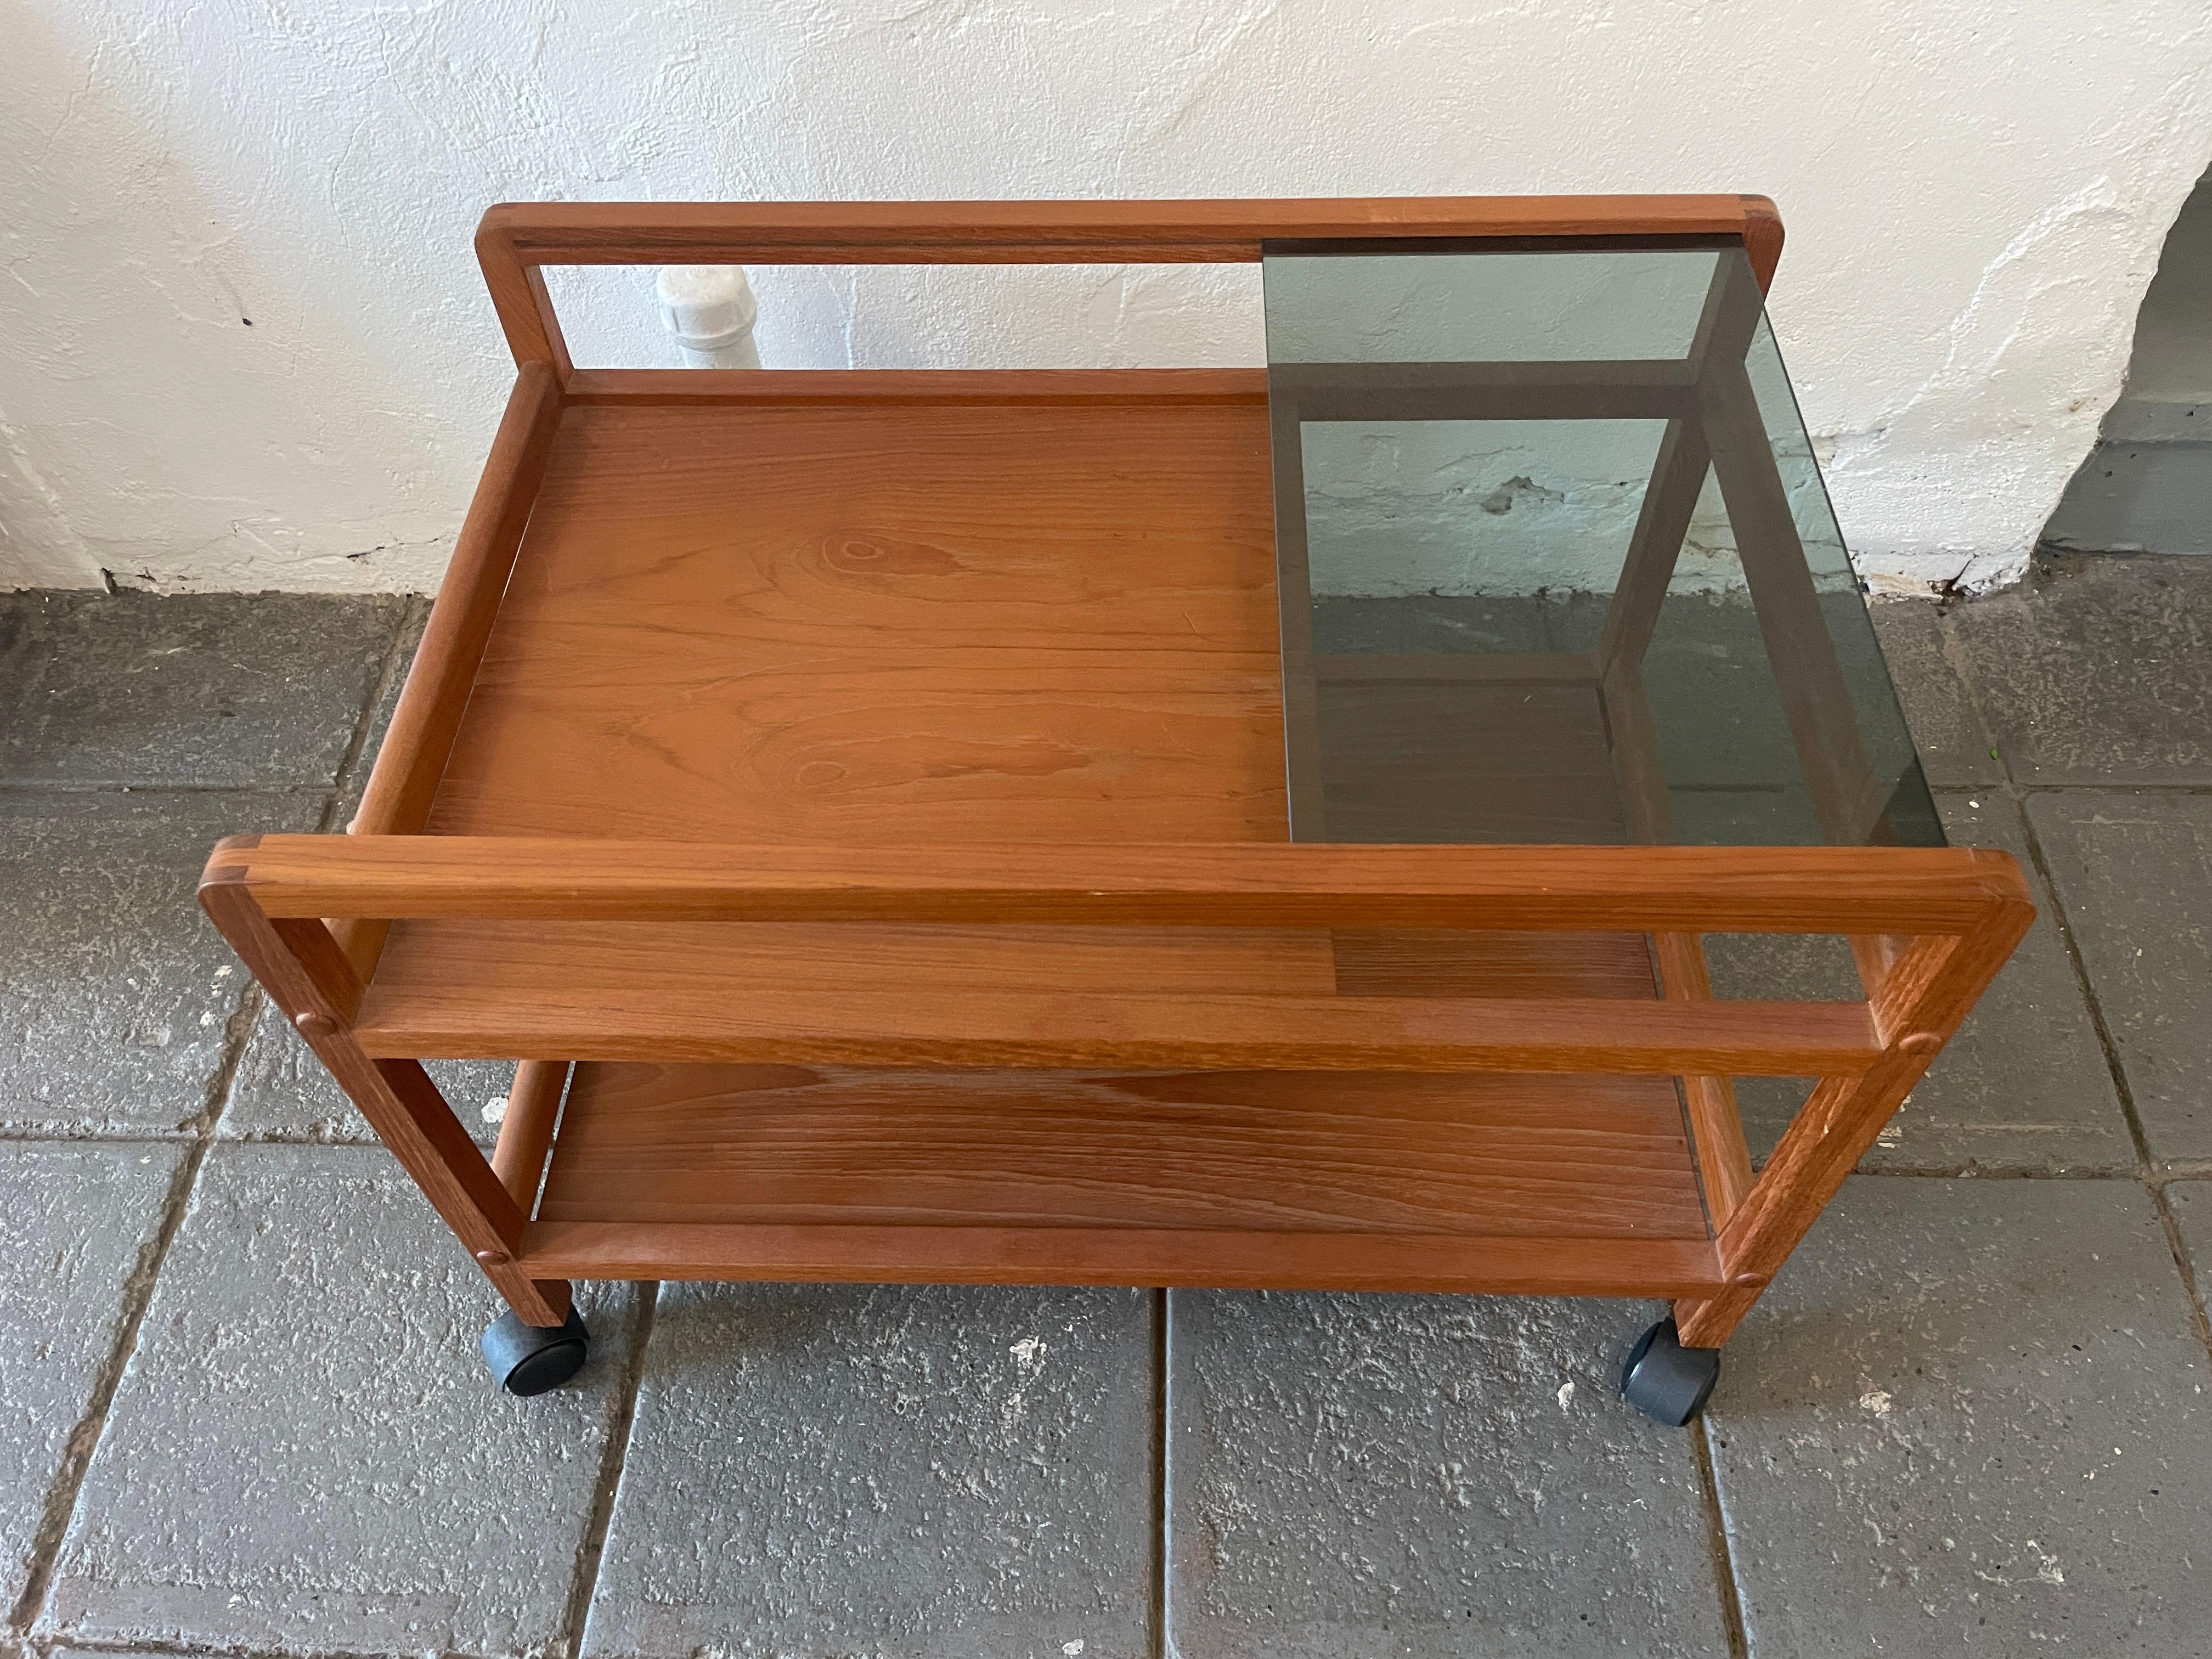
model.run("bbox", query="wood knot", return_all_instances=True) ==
[1898,1031,1943,1057]
[474,1249,512,1268]
[292,1011,338,1039]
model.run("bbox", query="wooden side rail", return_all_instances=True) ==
[349,990,1882,1077]
[479,195,1779,265]
[206,836,2025,935]
[476,194,1781,381]
[331,362,565,985]
[348,366,563,845]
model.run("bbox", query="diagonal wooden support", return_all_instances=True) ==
[200,850,572,1328]
[1673,886,2034,1346]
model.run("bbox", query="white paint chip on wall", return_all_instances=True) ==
[2,2,2209,595]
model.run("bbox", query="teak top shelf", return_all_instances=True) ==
[427,388,1284,845]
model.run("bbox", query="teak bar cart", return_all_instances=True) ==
[201,196,2033,1425]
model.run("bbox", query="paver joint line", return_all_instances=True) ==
[6,1140,211,1635]
[2007,781,2212,1361]
[1150,1285,1172,1659]
[1689,1420,1750,1659]
[556,1280,659,1659]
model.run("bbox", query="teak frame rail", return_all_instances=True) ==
[199,195,2029,1394]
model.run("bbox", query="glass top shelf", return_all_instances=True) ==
[1263,239,1939,850]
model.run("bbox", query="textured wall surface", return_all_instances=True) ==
[3,1,2210,594]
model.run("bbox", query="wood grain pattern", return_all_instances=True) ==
[214,835,2035,934]
[351,948,1882,1074]
[540,1062,1708,1237]
[1650,931,1756,1225]
[349,364,564,842]
[517,1219,1727,1297]
[482,194,1776,265]
[425,397,1284,845]
[1330,929,1657,1000]
[186,195,2052,1345]
[269,916,365,1024]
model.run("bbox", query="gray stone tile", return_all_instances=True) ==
[0,590,87,697]
[2042,435,2212,555]
[583,1282,1153,1659]
[221,1003,510,1146]
[42,1142,642,1657]
[1707,1176,2212,1657]
[0,791,321,1135]
[2028,792,2212,1167]
[1714,792,2130,1173]
[0,1141,184,1613]
[1169,1291,1729,1658]
[0,590,402,789]
[1948,554,2212,785]
[1867,600,2002,787]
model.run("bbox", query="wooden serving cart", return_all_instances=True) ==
[200,198,2032,1423]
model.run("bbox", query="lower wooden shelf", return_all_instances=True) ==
[518,1060,1730,1296]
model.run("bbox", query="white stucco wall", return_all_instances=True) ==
[3,0,2209,594]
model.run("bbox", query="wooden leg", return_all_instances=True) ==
[1269,393,1327,841]
[200,867,573,1327]
[1699,357,1892,844]
[1677,905,2034,1348]
[1651,932,1755,1229]
[1595,659,1756,1231]
[1672,1068,1909,1347]
[336,1054,573,1328]
[1592,248,1757,680]
[1595,417,1712,674]
[492,1059,571,1213]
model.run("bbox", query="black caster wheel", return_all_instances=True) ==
[1621,1317,1720,1426]
[482,1307,590,1396]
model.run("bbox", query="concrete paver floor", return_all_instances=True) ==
[2,556,2209,1657]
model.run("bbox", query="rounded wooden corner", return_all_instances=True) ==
[199,836,261,890]
[1739,194,1784,292]
[473,206,527,258]
[1961,847,2037,910]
